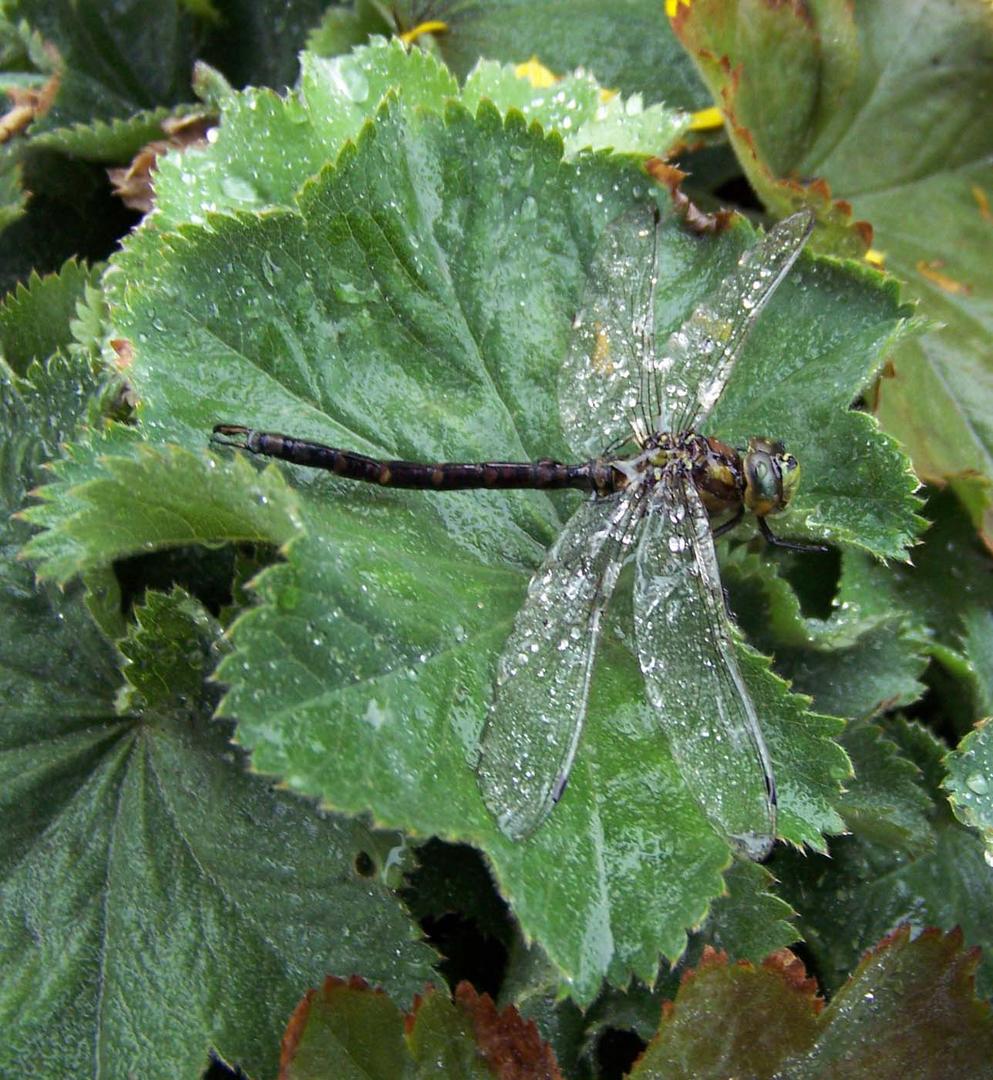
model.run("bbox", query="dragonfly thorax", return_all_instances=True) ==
[604,432,800,523]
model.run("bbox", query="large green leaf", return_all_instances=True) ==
[671,0,993,541]
[776,717,993,998]
[21,83,923,1001]
[149,37,687,232]
[2,296,435,1078]
[311,0,710,111]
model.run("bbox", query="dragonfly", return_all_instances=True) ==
[213,205,817,859]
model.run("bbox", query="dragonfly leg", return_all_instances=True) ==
[712,506,744,538]
[758,515,829,553]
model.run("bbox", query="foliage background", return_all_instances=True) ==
[1,1,992,1077]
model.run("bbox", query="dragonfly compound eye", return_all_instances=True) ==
[744,437,800,516]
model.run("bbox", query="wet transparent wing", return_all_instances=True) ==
[559,205,663,458]
[477,492,641,840]
[634,473,776,858]
[662,210,814,435]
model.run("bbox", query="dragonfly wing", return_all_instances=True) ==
[634,472,776,858]
[559,205,668,458]
[662,210,814,434]
[477,492,640,839]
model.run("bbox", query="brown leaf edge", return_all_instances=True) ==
[669,943,823,1007]
[446,981,563,1080]
[645,159,735,234]
[279,975,562,1079]
[279,974,385,1073]
[107,114,215,212]
[668,4,873,258]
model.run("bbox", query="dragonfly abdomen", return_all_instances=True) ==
[212,425,611,492]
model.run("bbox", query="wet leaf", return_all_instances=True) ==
[632,928,993,1079]
[461,61,688,158]
[837,720,936,857]
[281,978,561,1080]
[826,488,993,716]
[149,37,686,232]
[312,0,710,112]
[23,67,919,1000]
[725,549,928,721]
[3,335,435,1079]
[22,432,303,584]
[631,947,822,1078]
[776,716,993,1000]
[945,718,993,868]
[671,0,993,542]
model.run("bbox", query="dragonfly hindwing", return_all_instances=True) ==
[633,473,776,858]
[476,493,639,839]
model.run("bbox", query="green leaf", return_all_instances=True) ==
[830,489,993,696]
[700,859,798,964]
[725,549,928,720]
[578,859,798,1060]
[27,91,919,1000]
[785,926,993,1078]
[963,607,993,716]
[837,720,936,856]
[671,0,993,541]
[387,0,710,111]
[281,978,560,1079]
[307,1,394,58]
[461,61,688,158]
[3,332,435,1079]
[0,257,99,372]
[148,38,686,233]
[0,589,437,1079]
[22,431,303,585]
[5,0,199,132]
[150,40,459,231]
[30,106,191,161]
[945,719,993,867]
[0,154,27,233]
[775,791,993,999]
[631,927,993,1079]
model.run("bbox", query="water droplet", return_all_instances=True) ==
[966,772,989,795]
[220,175,260,203]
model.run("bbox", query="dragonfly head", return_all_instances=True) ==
[743,437,801,517]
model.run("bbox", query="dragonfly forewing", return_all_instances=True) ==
[477,493,639,839]
[661,210,814,436]
[633,473,776,858]
[559,206,666,458]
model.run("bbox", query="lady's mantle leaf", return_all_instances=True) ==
[149,37,686,234]
[671,0,993,542]
[3,342,435,1079]
[281,977,561,1080]
[776,718,993,999]
[631,928,993,1079]
[945,719,993,868]
[28,95,918,1001]
[388,0,710,112]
